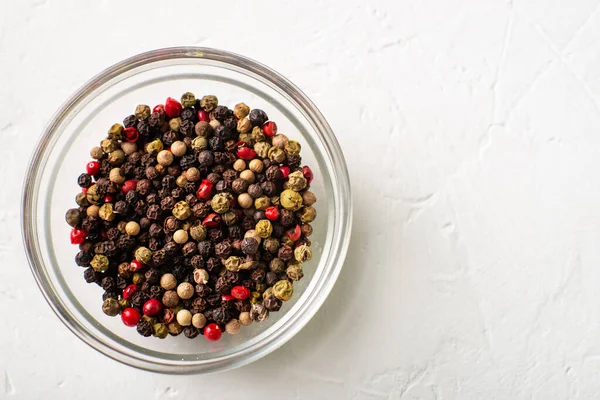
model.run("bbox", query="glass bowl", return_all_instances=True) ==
[21,47,352,374]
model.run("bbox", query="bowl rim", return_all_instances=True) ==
[21,46,352,374]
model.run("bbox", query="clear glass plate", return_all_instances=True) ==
[22,47,352,374]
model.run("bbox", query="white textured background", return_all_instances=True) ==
[2,0,600,398]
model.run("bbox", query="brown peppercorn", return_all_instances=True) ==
[185,167,200,182]
[108,150,125,166]
[263,237,280,253]
[237,193,253,209]
[286,264,304,280]
[225,319,241,335]
[167,321,183,336]
[241,237,259,255]
[250,303,269,322]
[90,146,104,159]
[273,280,294,301]
[177,282,194,300]
[298,206,317,223]
[234,102,250,119]
[192,313,207,329]
[162,290,179,308]
[194,121,213,138]
[135,104,151,120]
[163,216,180,233]
[272,134,289,149]
[200,95,218,111]
[239,169,255,183]
[302,191,317,206]
[301,223,313,236]
[160,273,177,290]
[118,262,132,279]
[109,168,126,184]
[239,311,252,326]
[249,159,264,173]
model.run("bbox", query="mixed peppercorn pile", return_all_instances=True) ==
[65,93,316,341]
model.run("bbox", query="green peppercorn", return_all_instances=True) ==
[191,136,208,150]
[132,272,145,285]
[294,245,312,263]
[107,123,123,140]
[254,196,271,211]
[135,246,152,264]
[254,141,271,158]
[75,192,89,207]
[189,223,207,241]
[255,220,273,239]
[298,206,317,223]
[102,298,120,316]
[286,263,304,280]
[200,95,218,111]
[146,139,164,155]
[153,323,169,339]
[285,140,301,156]
[101,138,117,153]
[180,92,196,108]
[287,171,307,191]
[263,287,274,300]
[172,201,192,220]
[211,193,233,214]
[280,189,303,211]
[91,254,109,272]
[249,291,262,304]
[118,298,131,309]
[225,256,241,272]
[234,102,250,119]
[273,280,294,301]
[268,146,286,163]
[239,133,253,145]
[65,208,82,227]
[255,282,267,293]
[167,321,183,336]
[135,104,151,120]
[251,126,265,142]
[98,203,115,221]
[86,184,101,205]
[270,258,286,273]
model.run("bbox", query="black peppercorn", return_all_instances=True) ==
[183,326,200,339]
[248,109,268,126]
[137,320,153,337]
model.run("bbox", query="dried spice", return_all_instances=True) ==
[67,92,317,341]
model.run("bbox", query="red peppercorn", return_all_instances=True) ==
[70,228,88,245]
[196,179,213,200]
[202,213,221,228]
[86,161,100,176]
[123,284,138,300]
[122,126,139,143]
[81,187,88,194]
[302,166,313,184]
[265,206,280,221]
[204,323,222,341]
[231,285,250,301]
[237,147,257,161]
[198,110,210,122]
[130,259,144,271]
[262,121,277,137]
[285,225,301,242]
[103,195,113,203]
[279,166,290,179]
[221,294,234,302]
[153,104,165,115]
[122,180,137,194]
[142,299,164,317]
[100,230,108,239]
[165,97,182,118]
[121,308,141,327]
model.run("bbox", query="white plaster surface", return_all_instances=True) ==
[2,0,600,398]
